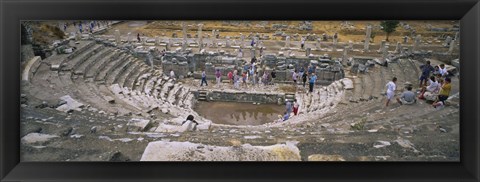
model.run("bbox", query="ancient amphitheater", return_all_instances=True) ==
[20,21,460,161]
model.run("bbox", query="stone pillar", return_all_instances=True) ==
[454,31,460,41]
[342,46,349,65]
[305,48,311,57]
[316,38,321,50]
[378,40,386,53]
[395,42,402,53]
[285,36,290,49]
[182,22,188,51]
[115,30,121,45]
[448,38,455,54]
[364,25,372,51]
[198,24,203,51]
[445,36,452,47]
[155,36,160,46]
[382,45,389,62]
[166,38,172,51]
[413,35,421,52]
[226,36,231,48]
[251,48,256,58]
[240,33,245,48]
[212,29,217,47]
[348,40,353,50]
[127,32,132,43]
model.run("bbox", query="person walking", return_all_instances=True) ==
[242,71,248,88]
[292,70,298,86]
[308,73,317,93]
[200,70,208,86]
[385,77,397,107]
[215,69,222,87]
[227,71,233,84]
[302,71,308,88]
[271,70,277,85]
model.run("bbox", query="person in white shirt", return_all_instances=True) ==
[418,76,439,99]
[385,77,397,107]
[439,64,449,77]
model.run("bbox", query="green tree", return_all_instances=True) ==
[380,20,400,41]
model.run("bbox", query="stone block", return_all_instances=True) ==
[140,141,301,161]
[127,118,151,132]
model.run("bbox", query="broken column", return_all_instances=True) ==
[182,22,188,51]
[240,33,245,48]
[348,40,353,50]
[127,32,132,43]
[342,46,348,65]
[445,36,452,47]
[382,45,389,62]
[211,29,217,47]
[155,36,160,46]
[316,38,321,50]
[305,48,311,57]
[412,35,421,53]
[198,24,203,51]
[395,42,402,53]
[285,36,290,49]
[448,38,455,54]
[226,36,231,48]
[251,48,256,58]
[364,25,372,51]
[378,40,386,53]
[114,30,121,45]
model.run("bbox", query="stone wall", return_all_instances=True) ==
[195,90,286,104]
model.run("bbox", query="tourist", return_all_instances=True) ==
[385,77,397,107]
[169,69,175,80]
[271,70,277,85]
[308,73,317,93]
[433,77,452,108]
[215,69,222,86]
[262,71,268,86]
[181,115,199,131]
[259,47,264,56]
[228,71,233,84]
[200,70,208,86]
[292,70,298,86]
[302,72,308,88]
[251,56,257,64]
[439,64,449,77]
[250,38,255,47]
[299,67,305,79]
[293,99,299,116]
[242,71,248,88]
[234,74,240,89]
[419,60,434,87]
[286,100,292,115]
[283,111,290,121]
[418,76,439,99]
[275,115,283,123]
[137,33,141,42]
[308,64,315,75]
[396,86,416,105]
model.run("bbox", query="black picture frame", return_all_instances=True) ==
[1,0,479,181]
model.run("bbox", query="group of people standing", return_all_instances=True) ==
[384,60,453,108]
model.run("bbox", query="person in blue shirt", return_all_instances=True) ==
[309,73,317,93]
[200,70,208,86]
[308,65,315,74]
[419,60,434,87]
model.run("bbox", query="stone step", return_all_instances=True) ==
[96,53,129,82]
[74,47,112,75]
[124,65,148,90]
[84,50,120,78]
[62,44,104,71]
[120,61,143,88]
[113,59,138,87]
[106,56,134,85]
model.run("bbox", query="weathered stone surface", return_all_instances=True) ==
[127,118,151,132]
[308,154,346,161]
[55,95,84,113]
[21,133,59,144]
[141,141,301,161]
[341,78,354,90]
